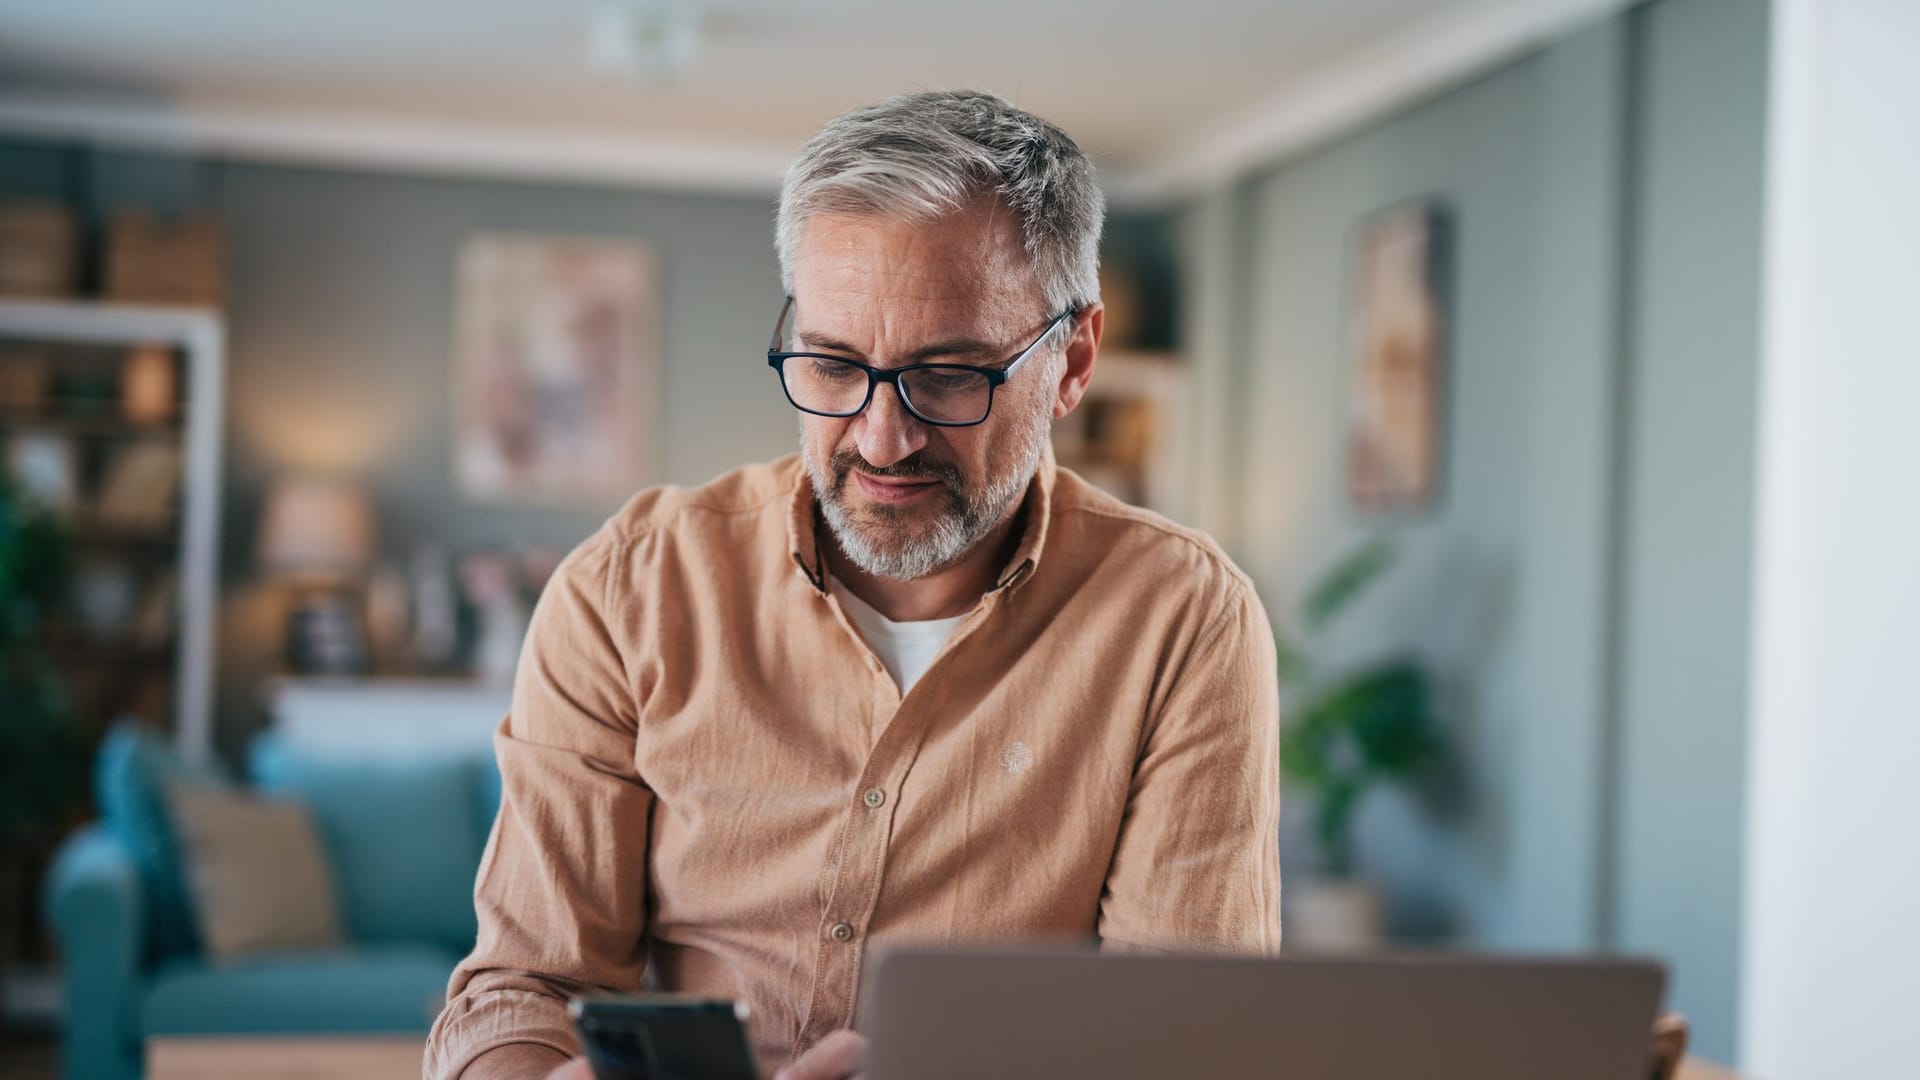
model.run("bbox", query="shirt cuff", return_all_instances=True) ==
[456,1041,572,1080]
[428,987,579,1080]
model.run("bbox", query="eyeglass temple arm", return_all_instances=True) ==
[1000,307,1079,379]
[768,296,795,352]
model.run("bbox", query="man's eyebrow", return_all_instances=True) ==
[793,329,1000,364]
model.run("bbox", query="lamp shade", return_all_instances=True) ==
[258,477,376,577]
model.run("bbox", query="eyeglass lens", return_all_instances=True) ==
[782,356,994,425]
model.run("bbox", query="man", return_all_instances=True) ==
[425,90,1280,1080]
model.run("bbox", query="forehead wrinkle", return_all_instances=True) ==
[794,278,1002,360]
[806,202,1026,289]
[804,245,978,326]
[789,203,1044,361]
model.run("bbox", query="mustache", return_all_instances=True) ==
[829,447,964,492]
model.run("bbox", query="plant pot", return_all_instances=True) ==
[1287,876,1385,951]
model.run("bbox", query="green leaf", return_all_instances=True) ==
[0,478,84,834]
[1315,774,1364,877]
[1294,660,1439,779]
[1279,721,1335,786]
[1352,665,1436,774]
[1303,537,1396,632]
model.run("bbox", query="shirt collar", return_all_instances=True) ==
[991,440,1054,594]
[787,459,827,590]
[785,442,1057,597]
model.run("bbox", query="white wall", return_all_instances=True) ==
[1741,0,1920,1075]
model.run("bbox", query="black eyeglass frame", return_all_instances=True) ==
[765,296,1078,428]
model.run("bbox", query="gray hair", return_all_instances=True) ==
[776,90,1105,317]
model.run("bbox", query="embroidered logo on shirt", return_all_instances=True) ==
[998,740,1034,776]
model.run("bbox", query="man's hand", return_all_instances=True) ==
[546,1058,593,1079]
[774,1029,868,1080]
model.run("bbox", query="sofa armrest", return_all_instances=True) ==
[43,825,146,1080]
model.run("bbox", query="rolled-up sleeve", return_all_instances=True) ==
[1097,585,1283,954]
[426,531,653,1079]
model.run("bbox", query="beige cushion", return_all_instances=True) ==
[165,783,344,961]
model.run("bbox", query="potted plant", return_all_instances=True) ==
[1277,538,1442,949]
[0,475,82,1012]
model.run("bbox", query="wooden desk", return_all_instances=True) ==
[148,1036,424,1080]
[149,1035,1755,1080]
[1678,1060,1750,1080]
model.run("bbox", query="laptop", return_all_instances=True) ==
[861,947,1666,1080]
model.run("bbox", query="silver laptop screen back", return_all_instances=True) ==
[863,948,1664,1080]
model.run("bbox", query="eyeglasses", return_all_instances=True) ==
[766,296,1075,428]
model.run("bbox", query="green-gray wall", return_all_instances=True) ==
[1611,0,1767,1058]
[1176,0,1766,1060]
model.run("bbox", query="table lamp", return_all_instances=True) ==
[258,476,376,674]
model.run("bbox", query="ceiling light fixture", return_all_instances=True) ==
[589,1,703,83]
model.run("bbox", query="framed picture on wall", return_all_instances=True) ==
[1345,200,1451,513]
[452,233,659,505]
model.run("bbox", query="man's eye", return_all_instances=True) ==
[809,360,863,382]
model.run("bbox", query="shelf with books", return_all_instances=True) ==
[0,298,224,764]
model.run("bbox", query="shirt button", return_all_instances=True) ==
[862,788,886,809]
[829,921,855,943]
[866,656,882,673]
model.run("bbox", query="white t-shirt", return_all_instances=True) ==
[828,576,969,694]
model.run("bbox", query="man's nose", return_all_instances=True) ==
[852,380,930,468]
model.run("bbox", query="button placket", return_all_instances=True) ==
[794,587,1011,1047]
[796,708,934,1048]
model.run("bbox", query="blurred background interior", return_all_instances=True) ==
[0,0,1914,1078]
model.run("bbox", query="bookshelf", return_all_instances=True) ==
[0,299,224,764]
[1052,349,1190,521]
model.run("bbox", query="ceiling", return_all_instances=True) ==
[0,0,1625,201]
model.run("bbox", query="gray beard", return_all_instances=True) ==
[804,406,1048,581]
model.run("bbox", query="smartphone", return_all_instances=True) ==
[569,994,760,1080]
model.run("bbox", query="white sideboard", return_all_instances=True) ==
[264,676,512,759]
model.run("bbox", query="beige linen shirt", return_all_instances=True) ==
[426,449,1281,1079]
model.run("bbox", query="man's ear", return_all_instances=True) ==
[1051,301,1104,420]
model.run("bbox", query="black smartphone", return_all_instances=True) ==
[569,994,760,1080]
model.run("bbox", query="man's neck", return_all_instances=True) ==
[823,494,1029,623]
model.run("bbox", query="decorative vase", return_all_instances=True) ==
[1288,876,1385,951]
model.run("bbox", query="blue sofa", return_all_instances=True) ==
[43,724,501,1080]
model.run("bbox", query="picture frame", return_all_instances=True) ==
[451,233,659,506]
[1344,200,1452,513]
